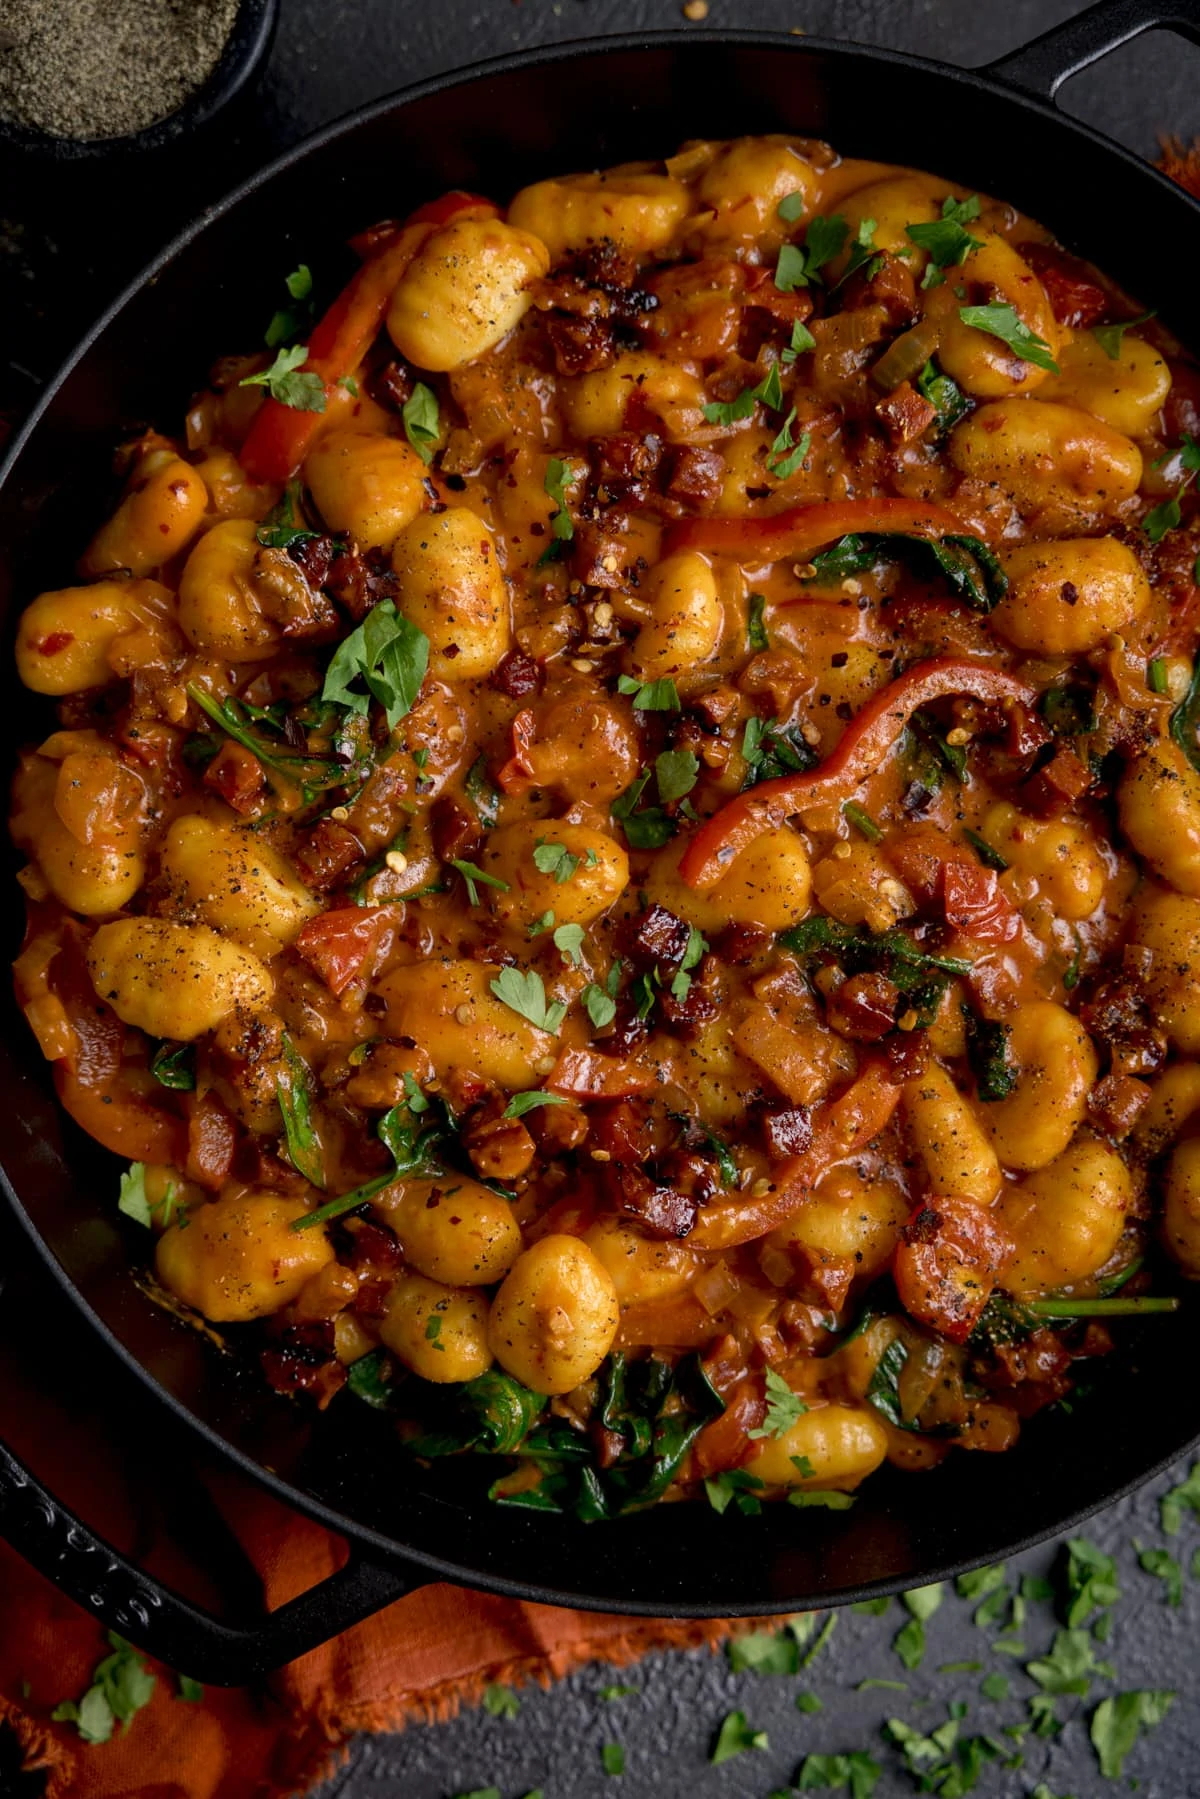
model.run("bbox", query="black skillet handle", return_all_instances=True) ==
[0,1435,410,1686]
[984,0,1200,101]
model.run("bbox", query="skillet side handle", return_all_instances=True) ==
[983,0,1200,100]
[0,1436,411,1686]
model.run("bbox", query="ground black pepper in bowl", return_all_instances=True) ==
[0,0,242,142]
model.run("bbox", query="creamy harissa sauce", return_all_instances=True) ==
[12,136,1200,1516]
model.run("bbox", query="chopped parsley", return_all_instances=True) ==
[710,1709,769,1764]
[264,262,314,348]
[582,965,621,1030]
[255,480,322,550]
[402,381,440,463]
[704,1468,765,1516]
[766,409,811,479]
[1161,1460,1200,1533]
[654,747,699,803]
[532,840,581,882]
[51,1633,156,1744]
[1090,1689,1174,1778]
[552,921,586,965]
[612,768,674,849]
[450,859,510,906]
[775,213,849,290]
[957,302,1059,374]
[150,1041,195,1091]
[1143,432,1200,542]
[777,190,807,224]
[503,1090,567,1120]
[702,362,784,426]
[747,590,770,651]
[239,341,326,411]
[742,715,818,784]
[490,966,566,1034]
[1137,1542,1184,1606]
[601,1742,625,1776]
[747,1367,808,1439]
[617,674,681,711]
[542,455,577,555]
[795,1751,880,1796]
[782,317,818,362]
[1093,310,1155,359]
[482,1684,520,1719]
[321,599,429,729]
[906,194,984,287]
[893,1583,944,1670]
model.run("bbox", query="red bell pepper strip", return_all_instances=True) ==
[688,1061,903,1251]
[347,192,499,259]
[663,496,968,564]
[239,191,501,485]
[678,657,1037,891]
[238,225,431,484]
[31,925,188,1164]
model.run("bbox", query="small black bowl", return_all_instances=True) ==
[0,0,277,161]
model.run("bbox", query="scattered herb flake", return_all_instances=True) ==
[482,1683,520,1719]
[502,1090,568,1120]
[489,967,566,1035]
[958,302,1059,372]
[710,1709,768,1765]
[402,381,440,463]
[617,674,681,712]
[239,342,326,411]
[1089,1689,1174,1778]
[450,858,511,906]
[747,1368,808,1440]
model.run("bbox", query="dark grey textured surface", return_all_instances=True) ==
[3,3,1200,1795]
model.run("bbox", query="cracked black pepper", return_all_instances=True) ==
[0,0,239,141]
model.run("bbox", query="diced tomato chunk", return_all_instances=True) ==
[203,740,266,816]
[295,907,396,996]
[1021,243,1108,329]
[941,863,1021,944]
[893,1195,1014,1343]
[186,1091,239,1191]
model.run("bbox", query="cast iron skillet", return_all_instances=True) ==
[2,0,1200,1686]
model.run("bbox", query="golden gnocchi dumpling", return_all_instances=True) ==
[81,453,208,578]
[508,166,689,261]
[373,1175,522,1285]
[304,428,428,549]
[993,537,1150,654]
[87,918,273,1040]
[479,819,629,934]
[391,507,510,680]
[487,1234,619,1395]
[387,218,550,371]
[16,579,176,696]
[380,1273,493,1382]
[949,399,1143,519]
[377,958,556,1090]
[156,1191,333,1322]
[160,815,320,957]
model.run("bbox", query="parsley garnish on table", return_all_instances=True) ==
[452,1458,1200,1797]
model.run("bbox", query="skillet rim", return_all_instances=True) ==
[3,24,1200,1617]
